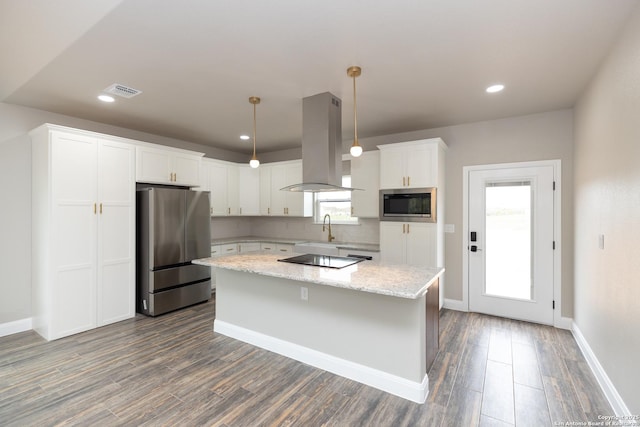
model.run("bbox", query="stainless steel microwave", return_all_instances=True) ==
[379,188,437,222]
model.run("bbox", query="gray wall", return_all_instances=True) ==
[574,3,640,413]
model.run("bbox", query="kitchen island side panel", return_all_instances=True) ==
[215,269,427,383]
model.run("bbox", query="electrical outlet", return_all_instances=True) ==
[300,287,308,301]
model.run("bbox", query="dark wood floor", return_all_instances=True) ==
[0,297,612,426]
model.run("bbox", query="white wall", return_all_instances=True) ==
[573,3,640,414]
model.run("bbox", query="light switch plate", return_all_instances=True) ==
[444,224,455,233]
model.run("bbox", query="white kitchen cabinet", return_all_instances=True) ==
[238,242,261,253]
[203,159,239,216]
[261,243,293,254]
[350,150,380,217]
[260,161,312,217]
[378,138,447,308]
[30,125,135,340]
[136,145,202,187]
[212,243,238,256]
[237,166,260,216]
[259,166,272,215]
[378,139,442,189]
[380,222,436,267]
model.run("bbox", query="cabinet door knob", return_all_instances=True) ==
[94,203,97,214]
[402,224,405,233]
[403,176,406,186]
[407,176,410,187]
[100,203,103,214]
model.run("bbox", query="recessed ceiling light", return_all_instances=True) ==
[240,135,250,140]
[98,94,115,103]
[486,84,505,93]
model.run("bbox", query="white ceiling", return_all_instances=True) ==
[1,0,638,154]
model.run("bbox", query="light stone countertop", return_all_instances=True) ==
[193,252,442,299]
[210,236,380,252]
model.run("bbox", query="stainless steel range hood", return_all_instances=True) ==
[281,92,359,192]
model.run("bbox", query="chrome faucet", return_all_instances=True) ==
[322,214,335,242]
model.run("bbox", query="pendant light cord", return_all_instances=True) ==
[352,73,358,145]
[252,101,257,158]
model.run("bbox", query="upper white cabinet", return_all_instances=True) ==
[260,160,312,217]
[350,150,380,218]
[378,139,444,189]
[30,124,136,340]
[237,165,260,216]
[201,159,238,216]
[136,145,203,187]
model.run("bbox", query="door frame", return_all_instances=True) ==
[462,160,563,327]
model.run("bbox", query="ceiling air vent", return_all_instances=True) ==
[103,83,142,99]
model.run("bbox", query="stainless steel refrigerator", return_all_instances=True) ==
[136,187,211,316]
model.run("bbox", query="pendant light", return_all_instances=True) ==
[347,66,363,157]
[249,96,260,168]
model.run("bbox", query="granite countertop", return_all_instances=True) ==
[210,236,380,252]
[193,252,442,299]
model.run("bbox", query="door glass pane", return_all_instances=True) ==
[485,181,532,300]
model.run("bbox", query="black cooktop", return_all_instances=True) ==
[278,254,365,269]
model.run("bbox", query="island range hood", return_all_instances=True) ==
[280,92,359,192]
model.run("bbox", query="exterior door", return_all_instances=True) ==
[468,164,555,324]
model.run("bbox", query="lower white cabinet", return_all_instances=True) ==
[212,243,238,257]
[261,243,293,254]
[238,242,261,253]
[30,125,136,341]
[380,222,436,267]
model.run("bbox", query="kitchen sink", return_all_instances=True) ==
[293,242,340,256]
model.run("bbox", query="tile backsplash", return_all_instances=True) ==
[211,216,379,244]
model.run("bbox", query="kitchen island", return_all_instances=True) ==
[193,252,443,403]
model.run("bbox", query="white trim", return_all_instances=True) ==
[462,160,562,326]
[214,319,429,403]
[0,318,32,338]
[572,323,634,419]
[443,298,468,312]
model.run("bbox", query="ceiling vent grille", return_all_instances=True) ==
[103,83,142,99]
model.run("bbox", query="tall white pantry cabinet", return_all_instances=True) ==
[30,125,136,341]
[378,138,447,308]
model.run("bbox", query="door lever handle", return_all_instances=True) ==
[470,245,482,252]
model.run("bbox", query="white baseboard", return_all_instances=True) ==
[0,317,32,338]
[443,298,467,311]
[572,323,633,418]
[214,319,429,403]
